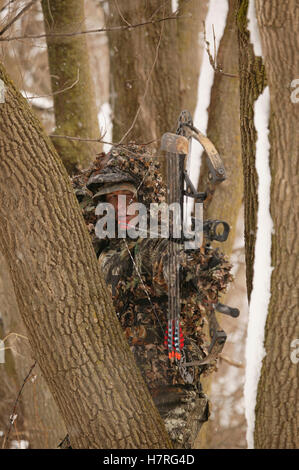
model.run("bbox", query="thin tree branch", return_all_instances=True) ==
[113,0,132,27]
[219,354,244,368]
[2,361,37,449]
[149,0,192,21]
[0,0,17,15]
[50,134,107,144]
[49,133,159,149]
[31,102,53,113]
[203,21,239,79]
[0,14,183,42]
[0,0,39,37]
[2,332,28,343]
[212,24,217,65]
[25,68,80,100]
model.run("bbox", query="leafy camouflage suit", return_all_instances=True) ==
[72,145,232,448]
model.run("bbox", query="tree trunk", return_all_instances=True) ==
[0,62,171,449]
[195,1,243,448]
[0,252,67,449]
[177,0,209,117]
[107,0,181,147]
[253,0,298,449]
[198,0,243,258]
[106,0,208,179]
[41,0,100,175]
[237,0,266,299]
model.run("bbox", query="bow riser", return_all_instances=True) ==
[161,133,189,361]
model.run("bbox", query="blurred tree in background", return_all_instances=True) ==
[41,0,100,174]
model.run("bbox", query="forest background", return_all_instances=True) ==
[0,0,297,450]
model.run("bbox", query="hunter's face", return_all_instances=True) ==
[106,190,137,226]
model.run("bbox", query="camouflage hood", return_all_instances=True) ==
[71,144,167,252]
[73,144,166,207]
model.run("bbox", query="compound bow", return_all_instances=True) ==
[161,110,239,372]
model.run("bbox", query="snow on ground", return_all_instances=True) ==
[244,85,272,449]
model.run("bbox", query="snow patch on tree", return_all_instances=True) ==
[171,0,179,13]
[244,85,273,449]
[247,0,263,57]
[187,0,229,220]
[98,102,112,153]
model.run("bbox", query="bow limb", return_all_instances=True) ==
[176,110,226,207]
[185,125,226,184]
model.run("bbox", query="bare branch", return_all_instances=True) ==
[2,332,28,343]
[203,21,239,79]
[50,134,107,144]
[0,14,182,42]
[2,361,37,449]
[149,0,192,20]
[212,24,217,65]
[113,0,132,27]
[31,102,53,113]
[25,68,80,101]
[0,0,17,15]
[49,133,159,149]
[219,354,244,368]
[0,0,39,37]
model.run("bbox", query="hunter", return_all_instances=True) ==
[72,143,234,448]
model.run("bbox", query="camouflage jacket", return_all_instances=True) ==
[72,149,232,448]
[97,236,232,447]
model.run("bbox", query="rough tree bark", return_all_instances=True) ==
[0,62,171,449]
[253,0,298,449]
[0,252,67,449]
[194,1,243,448]
[106,0,180,151]
[41,0,100,174]
[237,0,266,299]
